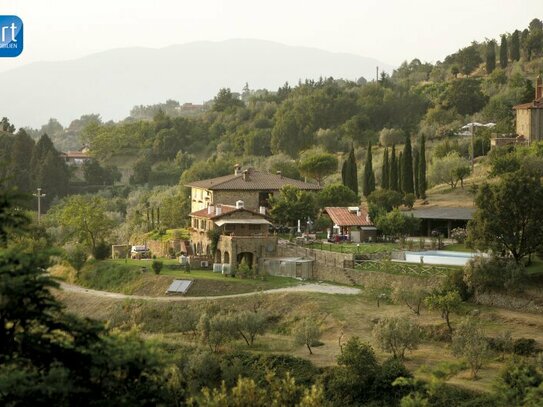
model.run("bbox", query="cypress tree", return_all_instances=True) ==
[418,135,427,199]
[381,148,389,189]
[30,133,56,182]
[413,149,420,198]
[500,35,508,69]
[389,145,398,192]
[398,152,403,194]
[486,40,496,74]
[511,30,521,61]
[402,135,414,194]
[9,129,35,193]
[341,146,358,195]
[362,141,375,197]
[35,150,70,207]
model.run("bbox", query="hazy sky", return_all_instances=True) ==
[1,0,542,73]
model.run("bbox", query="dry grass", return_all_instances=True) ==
[54,284,543,394]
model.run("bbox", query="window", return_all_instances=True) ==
[249,224,261,231]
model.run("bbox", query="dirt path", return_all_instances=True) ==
[58,281,361,302]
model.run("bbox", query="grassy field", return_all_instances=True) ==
[51,259,301,297]
[306,242,398,254]
[54,283,543,395]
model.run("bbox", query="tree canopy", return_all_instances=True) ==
[467,170,543,263]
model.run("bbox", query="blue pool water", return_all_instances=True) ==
[404,250,482,266]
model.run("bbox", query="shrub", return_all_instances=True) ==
[463,256,524,295]
[64,244,87,275]
[487,330,513,360]
[450,227,467,244]
[237,259,252,279]
[403,193,416,209]
[151,260,163,275]
[92,241,110,260]
[379,128,405,147]
[513,338,538,356]
[443,268,471,300]
[367,189,403,212]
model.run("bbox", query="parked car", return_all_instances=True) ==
[131,245,150,259]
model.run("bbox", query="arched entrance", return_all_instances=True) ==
[215,249,222,263]
[237,252,254,269]
[223,251,230,264]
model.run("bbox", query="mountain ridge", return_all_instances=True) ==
[1,39,393,127]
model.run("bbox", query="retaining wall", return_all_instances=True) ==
[277,243,444,289]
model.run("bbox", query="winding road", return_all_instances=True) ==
[58,281,361,302]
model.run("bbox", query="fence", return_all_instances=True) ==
[354,260,457,277]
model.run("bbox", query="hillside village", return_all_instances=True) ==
[3,15,543,407]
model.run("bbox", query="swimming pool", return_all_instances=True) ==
[403,250,483,266]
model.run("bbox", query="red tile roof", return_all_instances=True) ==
[190,204,237,219]
[513,100,543,109]
[185,168,321,191]
[324,207,374,227]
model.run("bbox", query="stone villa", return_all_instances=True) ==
[185,166,321,270]
[513,75,543,143]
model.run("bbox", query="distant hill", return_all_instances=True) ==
[2,39,392,127]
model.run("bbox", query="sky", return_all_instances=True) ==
[0,0,542,73]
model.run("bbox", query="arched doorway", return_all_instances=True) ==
[237,252,254,269]
[196,242,202,255]
[223,251,230,264]
[215,249,222,263]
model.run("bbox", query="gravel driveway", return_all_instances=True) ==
[58,281,361,302]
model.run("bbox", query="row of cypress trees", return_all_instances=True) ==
[486,31,521,74]
[378,135,426,199]
[341,136,427,200]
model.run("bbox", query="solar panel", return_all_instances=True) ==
[166,279,193,294]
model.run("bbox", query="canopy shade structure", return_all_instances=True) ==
[215,218,272,226]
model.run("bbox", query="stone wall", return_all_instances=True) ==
[146,239,186,258]
[473,291,543,313]
[276,243,444,289]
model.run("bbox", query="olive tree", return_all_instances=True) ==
[293,317,322,355]
[428,152,470,189]
[372,317,421,360]
[451,317,490,379]
[424,290,462,336]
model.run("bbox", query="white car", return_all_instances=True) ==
[131,245,150,259]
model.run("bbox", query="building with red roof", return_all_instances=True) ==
[323,206,376,243]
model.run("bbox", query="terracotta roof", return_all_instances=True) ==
[324,207,374,227]
[189,204,268,220]
[185,169,321,191]
[513,99,543,109]
[190,204,237,219]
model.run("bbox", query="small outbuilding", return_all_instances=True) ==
[406,207,475,237]
[323,207,377,243]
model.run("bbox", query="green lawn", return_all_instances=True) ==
[80,259,302,296]
[306,242,398,254]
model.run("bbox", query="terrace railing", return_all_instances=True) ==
[354,260,457,277]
